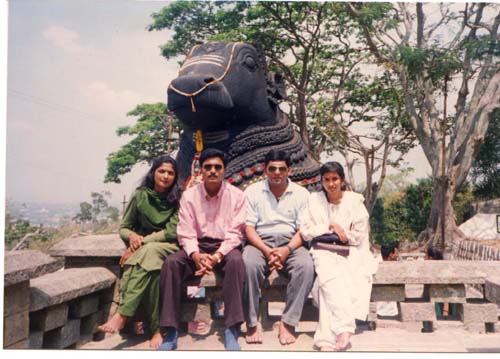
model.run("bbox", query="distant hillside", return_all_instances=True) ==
[6,200,80,226]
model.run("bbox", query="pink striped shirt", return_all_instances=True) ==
[177,181,247,257]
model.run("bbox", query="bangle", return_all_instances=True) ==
[286,244,294,254]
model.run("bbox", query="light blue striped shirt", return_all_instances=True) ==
[244,179,310,238]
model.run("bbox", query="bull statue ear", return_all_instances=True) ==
[267,72,288,104]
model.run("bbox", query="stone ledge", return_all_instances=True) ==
[30,267,117,312]
[49,234,126,258]
[4,250,62,286]
[485,276,500,304]
[373,261,500,285]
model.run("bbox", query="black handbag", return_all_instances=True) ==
[311,233,349,257]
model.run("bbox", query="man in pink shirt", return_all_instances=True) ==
[158,148,247,351]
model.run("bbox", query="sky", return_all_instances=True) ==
[4,0,432,208]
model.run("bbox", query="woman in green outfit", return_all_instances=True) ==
[98,155,181,348]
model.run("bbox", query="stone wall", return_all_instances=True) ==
[4,249,118,350]
[455,240,500,261]
[471,199,500,215]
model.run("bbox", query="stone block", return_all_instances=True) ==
[69,295,100,318]
[466,284,484,299]
[65,257,121,277]
[181,301,211,323]
[399,301,436,322]
[485,276,500,304]
[43,318,80,349]
[80,310,103,335]
[4,281,30,317]
[29,330,44,349]
[433,320,464,332]
[404,322,425,333]
[459,301,498,323]
[371,284,405,302]
[30,303,69,332]
[3,310,29,347]
[48,234,126,258]
[5,338,29,349]
[428,284,466,303]
[30,267,117,312]
[4,250,63,286]
[464,322,486,334]
[405,284,425,299]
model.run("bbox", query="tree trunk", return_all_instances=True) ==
[418,173,466,254]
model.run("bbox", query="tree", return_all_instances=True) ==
[146,0,415,211]
[105,103,181,183]
[74,191,120,225]
[73,202,92,223]
[470,110,500,199]
[348,2,500,250]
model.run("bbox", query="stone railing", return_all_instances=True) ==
[5,234,500,349]
[368,261,500,334]
[4,248,118,349]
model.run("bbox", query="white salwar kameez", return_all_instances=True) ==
[300,191,378,348]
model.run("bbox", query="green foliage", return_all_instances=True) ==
[105,103,181,184]
[4,216,51,250]
[470,110,500,199]
[397,45,462,85]
[371,176,475,244]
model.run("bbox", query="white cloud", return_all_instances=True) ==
[42,25,85,53]
[82,80,147,110]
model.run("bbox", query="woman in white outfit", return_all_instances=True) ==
[300,162,377,351]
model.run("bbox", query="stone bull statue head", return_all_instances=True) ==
[168,42,320,190]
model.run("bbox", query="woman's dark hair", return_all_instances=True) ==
[320,161,347,191]
[426,246,444,260]
[140,155,182,204]
[264,149,292,167]
[199,148,227,167]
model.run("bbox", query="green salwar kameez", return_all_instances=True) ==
[118,187,180,335]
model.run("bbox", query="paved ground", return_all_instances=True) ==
[81,321,500,352]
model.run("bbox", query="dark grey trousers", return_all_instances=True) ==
[242,235,315,327]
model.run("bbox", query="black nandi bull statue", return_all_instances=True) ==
[168,42,320,190]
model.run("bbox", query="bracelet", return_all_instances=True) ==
[286,244,294,254]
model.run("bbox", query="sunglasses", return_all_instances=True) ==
[267,166,288,173]
[203,164,223,171]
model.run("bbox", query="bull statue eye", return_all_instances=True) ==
[243,56,258,71]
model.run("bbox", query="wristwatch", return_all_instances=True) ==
[286,244,294,254]
[214,252,223,263]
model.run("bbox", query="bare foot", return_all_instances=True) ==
[320,346,336,351]
[149,332,163,349]
[245,325,263,344]
[278,321,296,345]
[334,332,352,351]
[97,313,127,334]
